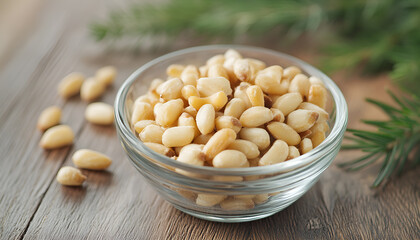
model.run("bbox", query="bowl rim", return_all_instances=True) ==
[115,44,348,175]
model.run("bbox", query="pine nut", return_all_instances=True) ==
[180,65,199,86]
[193,133,214,144]
[56,166,86,186]
[215,116,242,133]
[184,106,197,117]
[95,66,117,86]
[58,72,85,98]
[37,106,61,131]
[233,194,255,199]
[289,74,310,97]
[213,150,248,168]
[223,57,239,82]
[198,66,208,78]
[255,66,288,95]
[178,112,200,137]
[215,111,224,118]
[144,142,175,157]
[175,147,206,177]
[299,130,312,139]
[259,140,289,166]
[238,127,270,150]
[156,78,183,101]
[188,91,228,111]
[224,98,247,119]
[149,78,164,92]
[85,102,114,125]
[248,158,260,167]
[196,77,232,97]
[228,139,260,159]
[309,76,325,87]
[155,99,184,127]
[178,144,204,155]
[40,125,74,149]
[246,58,266,72]
[212,175,243,182]
[208,64,229,79]
[135,92,158,107]
[270,108,285,123]
[72,149,112,170]
[287,109,319,133]
[310,130,325,148]
[162,126,195,147]
[310,121,329,133]
[196,104,215,135]
[220,198,254,210]
[253,194,269,204]
[131,102,153,125]
[202,128,236,160]
[134,120,156,133]
[196,194,227,207]
[80,78,106,102]
[233,59,252,82]
[240,106,273,127]
[283,66,301,81]
[233,82,252,108]
[177,147,206,166]
[246,85,264,107]
[134,95,151,105]
[166,64,185,78]
[308,84,328,109]
[176,189,197,201]
[287,146,300,160]
[153,102,163,117]
[267,122,301,146]
[224,49,242,59]
[139,125,164,143]
[147,91,161,106]
[299,138,313,154]
[181,85,199,100]
[298,102,329,122]
[272,92,303,116]
[207,54,225,66]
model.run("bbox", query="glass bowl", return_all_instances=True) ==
[115,45,348,222]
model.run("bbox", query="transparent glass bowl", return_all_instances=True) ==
[115,45,348,222]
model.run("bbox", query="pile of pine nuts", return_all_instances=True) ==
[38,66,116,186]
[131,49,330,209]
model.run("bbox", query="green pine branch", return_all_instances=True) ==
[340,91,420,187]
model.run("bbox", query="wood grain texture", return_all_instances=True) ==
[0,0,419,239]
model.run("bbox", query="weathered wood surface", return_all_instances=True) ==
[0,0,419,239]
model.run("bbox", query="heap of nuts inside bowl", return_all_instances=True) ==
[131,49,329,170]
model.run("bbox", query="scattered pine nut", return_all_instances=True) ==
[40,125,74,149]
[58,72,85,98]
[72,149,112,170]
[37,106,61,131]
[95,66,117,86]
[80,77,106,102]
[85,102,114,125]
[56,166,86,186]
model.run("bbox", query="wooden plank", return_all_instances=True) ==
[0,0,126,238]
[1,0,419,238]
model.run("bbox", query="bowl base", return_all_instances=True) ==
[172,202,295,223]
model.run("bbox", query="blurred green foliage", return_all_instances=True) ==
[91,0,420,95]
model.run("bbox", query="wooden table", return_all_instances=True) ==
[1,0,419,239]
